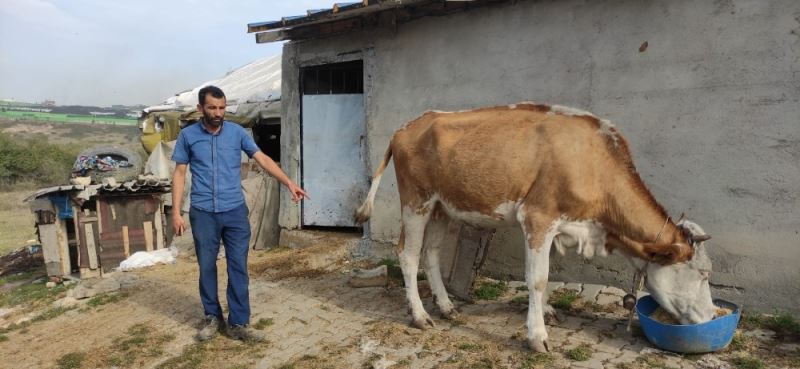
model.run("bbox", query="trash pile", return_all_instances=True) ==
[72,155,133,176]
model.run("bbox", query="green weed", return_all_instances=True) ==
[156,342,206,369]
[457,342,483,351]
[57,352,86,369]
[731,355,764,369]
[254,317,274,330]
[741,312,800,339]
[0,279,68,307]
[517,353,554,369]
[565,344,592,361]
[87,292,129,307]
[474,280,508,300]
[549,289,579,310]
[511,295,528,304]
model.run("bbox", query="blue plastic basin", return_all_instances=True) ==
[636,295,740,353]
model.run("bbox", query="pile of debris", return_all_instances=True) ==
[0,245,43,277]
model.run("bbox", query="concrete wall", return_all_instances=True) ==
[280,0,800,313]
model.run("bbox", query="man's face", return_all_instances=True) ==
[198,95,226,128]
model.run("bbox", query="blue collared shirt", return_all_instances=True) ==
[172,120,260,213]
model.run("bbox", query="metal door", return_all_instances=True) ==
[301,94,368,226]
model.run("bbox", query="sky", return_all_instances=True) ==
[0,0,334,107]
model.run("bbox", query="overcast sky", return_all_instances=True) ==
[0,0,334,107]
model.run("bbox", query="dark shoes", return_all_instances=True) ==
[196,315,224,341]
[196,316,266,342]
[227,324,266,342]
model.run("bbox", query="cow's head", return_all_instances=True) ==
[645,220,716,324]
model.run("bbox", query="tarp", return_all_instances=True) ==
[145,54,282,120]
[242,172,280,250]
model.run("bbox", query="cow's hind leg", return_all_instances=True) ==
[399,204,434,329]
[422,211,457,319]
[521,212,558,353]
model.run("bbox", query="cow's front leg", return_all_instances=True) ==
[522,215,556,352]
[399,207,434,329]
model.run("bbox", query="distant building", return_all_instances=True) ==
[42,100,56,106]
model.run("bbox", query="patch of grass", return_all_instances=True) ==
[0,270,38,286]
[515,285,528,291]
[473,280,508,300]
[549,288,579,310]
[466,357,495,369]
[87,292,129,307]
[253,317,274,330]
[731,355,764,369]
[155,341,206,369]
[741,312,800,339]
[57,352,86,369]
[78,323,177,368]
[0,334,7,342]
[631,354,673,369]
[511,295,528,305]
[727,331,756,352]
[457,342,483,351]
[518,353,554,369]
[565,344,593,361]
[32,306,75,322]
[0,279,68,307]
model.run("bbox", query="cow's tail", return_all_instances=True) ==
[354,144,393,224]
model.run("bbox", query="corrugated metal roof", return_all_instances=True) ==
[25,177,171,202]
[248,0,505,44]
[247,0,436,43]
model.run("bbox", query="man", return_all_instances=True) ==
[171,85,308,342]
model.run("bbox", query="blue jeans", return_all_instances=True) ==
[189,203,251,326]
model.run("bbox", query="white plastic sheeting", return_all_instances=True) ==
[117,246,178,271]
[147,54,282,117]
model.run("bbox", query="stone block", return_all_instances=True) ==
[348,265,388,288]
[580,284,604,301]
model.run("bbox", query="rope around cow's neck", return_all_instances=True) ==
[625,216,672,332]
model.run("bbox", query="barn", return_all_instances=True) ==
[248,0,800,313]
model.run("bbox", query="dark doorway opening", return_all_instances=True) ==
[252,118,281,163]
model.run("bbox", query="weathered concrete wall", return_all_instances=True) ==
[281,0,800,313]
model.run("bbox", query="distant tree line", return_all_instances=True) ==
[0,131,79,189]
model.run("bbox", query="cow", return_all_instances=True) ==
[354,102,716,352]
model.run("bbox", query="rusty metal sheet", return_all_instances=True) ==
[97,195,162,273]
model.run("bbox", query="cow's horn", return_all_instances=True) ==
[693,234,711,243]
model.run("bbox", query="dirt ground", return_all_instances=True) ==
[0,231,798,369]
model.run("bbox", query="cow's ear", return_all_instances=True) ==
[644,243,686,264]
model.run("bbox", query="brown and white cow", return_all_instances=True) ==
[354,103,716,352]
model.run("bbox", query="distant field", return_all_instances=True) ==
[0,118,143,154]
[0,190,36,255]
[0,110,138,126]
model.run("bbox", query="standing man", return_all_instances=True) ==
[171,85,308,342]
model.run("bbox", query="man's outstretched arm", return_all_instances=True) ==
[252,151,309,203]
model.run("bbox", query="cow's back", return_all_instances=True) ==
[390,103,631,221]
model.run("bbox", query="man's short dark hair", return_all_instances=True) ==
[198,85,226,106]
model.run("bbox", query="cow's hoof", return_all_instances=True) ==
[527,338,551,353]
[441,308,459,320]
[411,316,435,329]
